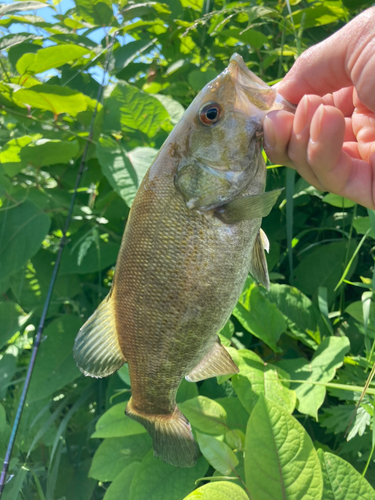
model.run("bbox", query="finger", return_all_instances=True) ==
[286,96,327,189]
[322,87,355,117]
[276,7,375,112]
[344,118,356,142]
[263,110,295,167]
[343,142,361,159]
[306,105,375,208]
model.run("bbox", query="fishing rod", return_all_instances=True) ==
[0,36,114,499]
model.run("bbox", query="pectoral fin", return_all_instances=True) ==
[216,188,283,224]
[249,230,270,289]
[73,293,126,378]
[185,339,239,382]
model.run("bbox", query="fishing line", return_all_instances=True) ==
[0,36,115,498]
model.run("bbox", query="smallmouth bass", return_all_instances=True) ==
[74,54,293,468]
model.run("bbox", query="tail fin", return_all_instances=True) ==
[126,397,199,468]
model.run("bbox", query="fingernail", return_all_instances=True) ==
[263,115,276,149]
[310,104,325,143]
[293,96,308,135]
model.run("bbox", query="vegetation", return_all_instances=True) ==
[0,0,375,498]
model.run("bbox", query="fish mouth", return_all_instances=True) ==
[228,53,296,116]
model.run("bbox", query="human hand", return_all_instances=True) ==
[263,7,375,209]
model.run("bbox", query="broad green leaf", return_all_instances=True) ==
[216,397,249,433]
[0,135,34,176]
[14,85,88,116]
[176,377,199,403]
[0,33,41,51]
[75,0,114,25]
[178,396,228,435]
[245,396,323,500]
[219,28,268,49]
[154,94,185,125]
[129,451,209,500]
[10,250,81,316]
[114,40,152,70]
[318,450,375,499]
[89,434,152,481]
[0,136,79,175]
[59,228,119,274]
[278,336,350,419]
[0,302,26,349]
[322,193,356,208]
[16,44,91,75]
[103,463,141,500]
[103,82,169,137]
[27,315,82,402]
[57,458,96,500]
[0,354,17,398]
[293,241,357,304]
[291,5,347,29]
[268,283,325,345]
[352,216,375,237]
[183,481,249,500]
[97,136,154,207]
[91,403,146,438]
[188,69,217,91]
[233,284,286,351]
[0,2,48,15]
[0,200,50,281]
[232,350,296,414]
[196,432,238,475]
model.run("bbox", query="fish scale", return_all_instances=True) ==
[73,53,294,468]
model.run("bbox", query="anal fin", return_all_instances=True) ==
[185,339,239,382]
[249,230,270,290]
[73,294,126,378]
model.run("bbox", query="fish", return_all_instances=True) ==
[73,53,294,468]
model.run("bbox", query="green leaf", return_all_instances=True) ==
[322,193,356,208]
[183,481,249,500]
[352,216,375,237]
[233,284,286,351]
[178,396,228,435]
[0,2,48,15]
[89,434,152,481]
[75,0,114,25]
[293,241,357,304]
[0,200,51,281]
[97,136,155,207]
[188,69,217,91]
[16,44,91,75]
[219,28,268,50]
[91,403,146,438]
[0,302,25,349]
[27,315,82,402]
[114,40,152,70]
[129,451,209,500]
[154,94,185,125]
[103,463,141,500]
[278,336,350,418]
[232,350,296,414]
[0,136,79,175]
[196,433,238,475]
[103,82,169,137]
[267,284,323,348]
[245,396,323,500]
[318,450,375,499]
[0,354,17,398]
[0,33,42,51]
[59,228,119,274]
[14,85,88,116]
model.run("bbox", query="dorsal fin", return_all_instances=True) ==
[73,294,126,378]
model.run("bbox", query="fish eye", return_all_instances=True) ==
[199,102,221,126]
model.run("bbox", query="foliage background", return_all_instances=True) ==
[1,0,375,499]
